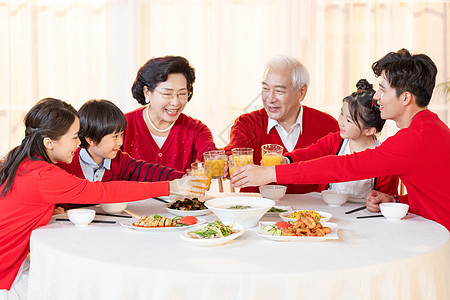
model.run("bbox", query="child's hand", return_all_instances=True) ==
[53,206,65,215]
[169,174,208,197]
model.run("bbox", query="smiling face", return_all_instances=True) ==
[338,102,363,140]
[45,118,80,164]
[261,67,306,125]
[146,73,189,127]
[86,131,124,165]
[373,71,404,122]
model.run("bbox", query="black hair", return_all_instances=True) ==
[131,56,196,105]
[0,98,79,197]
[372,48,437,107]
[78,99,127,148]
[343,79,385,133]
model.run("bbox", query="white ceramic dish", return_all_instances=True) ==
[380,203,409,220]
[180,223,245,247]
[265,206,292,216]
[257,222,338,241]
[120,218,206,231]
[100,202,127,214]
[67,209,96,226]
[164,202,210,217]
[321,190,349,207]
[279,210,332,222]
[259,185,287,201]
[205,196,275,229]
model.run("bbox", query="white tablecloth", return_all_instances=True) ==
[28,193,450,300]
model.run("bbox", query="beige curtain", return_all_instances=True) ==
[1,0,449,156]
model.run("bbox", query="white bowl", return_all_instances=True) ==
[204,197,275,229]
[321,190,349,207]
[259,185,287,201]
[100,202,127,214]
[380,203,409,221]
[67,209,96,226]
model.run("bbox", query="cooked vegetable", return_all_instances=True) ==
[179,216,198,226]
[228,205,251,209]
[268,207,288,213]
[286,210,322,221]
[168,198,207,211]
[188,221,235,239]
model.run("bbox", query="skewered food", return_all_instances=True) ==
[133,215,197,228]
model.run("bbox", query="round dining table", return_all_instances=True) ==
[28,192,450,300]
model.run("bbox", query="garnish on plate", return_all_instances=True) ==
[187,221,236,239]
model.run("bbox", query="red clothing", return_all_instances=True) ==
[285,131,399,194]
[276,110,450,230]
[123,108,217,172]
[58,148,184,182]
[225,106,339,193]
[0,158,170,289]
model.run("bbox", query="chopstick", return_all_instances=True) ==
[345,206,366,214]
[95,212,132,218]
[356,214,383,219]
[153,197,170,203]
[55,218,116,224]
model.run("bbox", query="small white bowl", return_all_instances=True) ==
[100,203,127,214]
[380,203,409,221]
[321,190,349,207]
[67,209,96,226]
[205,197,275,229]
[259,185,287,201]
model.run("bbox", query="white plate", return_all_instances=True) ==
[164,202,210,217]
[120,218,206,232]
[180,223,245,246]
[257,222,338,241]
[279,210,332,222]
[265,206,292,216]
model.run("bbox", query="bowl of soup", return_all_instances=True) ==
[204,196,275,228]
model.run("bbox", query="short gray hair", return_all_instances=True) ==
[264,55,310,90]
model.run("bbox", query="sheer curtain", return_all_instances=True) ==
[1,0,448,156]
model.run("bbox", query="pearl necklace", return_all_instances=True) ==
[146,106,175,133]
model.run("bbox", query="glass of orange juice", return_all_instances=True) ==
[190,162,212,194]
[261,144,283,166]
[203,150,227,179]
[231,148,254,166]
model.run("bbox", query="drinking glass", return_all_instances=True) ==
[231,148,254,166]
[190,162,212,194]
[203,150,227,179]
[261,144,283,166]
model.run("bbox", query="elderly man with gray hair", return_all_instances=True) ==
[225,55,339,194]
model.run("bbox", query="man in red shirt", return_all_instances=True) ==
[225,55,339,194]
[231,49,450,231]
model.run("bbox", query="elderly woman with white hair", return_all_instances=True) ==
[224,55,339,194]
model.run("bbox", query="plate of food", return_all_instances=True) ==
[265,206,292,216]
[180,221,245,246]
[120,214,205,231]
[279,210,332,222]
[257,221,338,242]
[164,198,210,216]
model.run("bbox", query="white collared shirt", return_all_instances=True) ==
[79,148,111,182]
[267,107,303,152]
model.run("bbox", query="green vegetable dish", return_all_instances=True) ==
[188,221,235,239]
[267,207,287,213]
[228,205,251,209]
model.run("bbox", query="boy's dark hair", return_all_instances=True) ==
[343,79,385,133]
[131,56,196,105]
[78,99,127,148]
[1,98,78,196]
[372,48,437,107]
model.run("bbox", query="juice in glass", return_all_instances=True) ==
[190,162,212,191]
[203,150,227,178]
[261,144,283,166]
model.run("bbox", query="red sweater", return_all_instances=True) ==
[58,148,184,182]
[225,106,339,193]
[123,108,217,172]
[285,131,399,194]
[0,158,169,289]
[276,110,450,230]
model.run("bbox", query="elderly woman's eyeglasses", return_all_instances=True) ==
[154,89,191,101]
